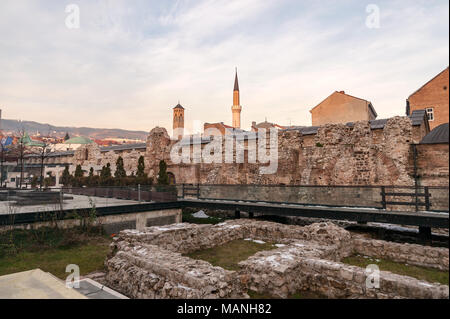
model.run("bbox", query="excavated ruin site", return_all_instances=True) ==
[104,220,449,299]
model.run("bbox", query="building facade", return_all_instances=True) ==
[310,91,377,126]
[406,67,449,130]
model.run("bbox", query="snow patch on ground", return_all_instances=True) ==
[152,224,186,232]
[253,240,266,244]
[224,225,241,229]
[192,210,209,218]
[244,238,266,244]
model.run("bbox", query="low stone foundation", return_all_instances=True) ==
[104,220,449,299]
[353,237,449,271]
[105,243,245,298]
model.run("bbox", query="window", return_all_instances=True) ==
[426,107,434,121]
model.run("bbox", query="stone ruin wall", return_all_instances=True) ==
[32,143,147,177]
[31,115,448,189]
[72,144,146,175]
[145,116,447,187]
[415,143,449,186]
[104,220,449,299]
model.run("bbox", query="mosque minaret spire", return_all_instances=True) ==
[231,67,242,129]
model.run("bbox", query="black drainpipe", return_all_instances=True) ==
[412,143,419,212]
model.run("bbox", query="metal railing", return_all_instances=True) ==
[2,184,448,215]
[177,184,449,213]
[381,186,432,211]
[0,185,178,215]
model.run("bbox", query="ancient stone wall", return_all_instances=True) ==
[292,257,448,299]
[197,185,383,208]
[105,220,449,299]
[72,144,146,175]
[105,243,245,299]
[112,220,352,256]
[241,250,448,299]
[416,143,449,187]
[145,117,441,187]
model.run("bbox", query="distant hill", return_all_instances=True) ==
[1,119,148,141]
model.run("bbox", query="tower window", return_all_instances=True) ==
[426,108,434,121]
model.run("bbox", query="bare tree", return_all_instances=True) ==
[0,126,7,187]
[37,126,53,190]
[0,138,6,187]
[15,126,27,189]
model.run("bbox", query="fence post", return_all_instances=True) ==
[138,184,141,203]
[59,188,63,212]
[182,183,185,198]
[381,186,386,209]
[424,186,430,211]
[414,185,419,212]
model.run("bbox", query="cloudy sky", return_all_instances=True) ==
[0,0,448,133]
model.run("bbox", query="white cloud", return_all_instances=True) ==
[0,0,448,132]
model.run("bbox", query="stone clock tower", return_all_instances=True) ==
[173,103,184,140]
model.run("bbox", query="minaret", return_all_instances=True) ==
[173,103,184,140]
[231,68,242,129]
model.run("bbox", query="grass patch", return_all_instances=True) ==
[182,211,224,225]
[0,227,112,279]
[342,255,449,285]
[184,239,276,271]
[0,243,110,279]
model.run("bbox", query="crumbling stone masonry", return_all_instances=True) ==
[104,220,449,299]
[25,114,448,191]
[144,116,448,187]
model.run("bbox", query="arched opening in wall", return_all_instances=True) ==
[85,149,89,161]
[167,172,176,185]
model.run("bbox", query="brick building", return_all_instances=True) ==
[310,91,377,126]
[406,67,449,130]
[416,122,449,186]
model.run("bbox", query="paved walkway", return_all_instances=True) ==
[0,194,140,215]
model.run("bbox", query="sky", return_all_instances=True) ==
[0,0,448,133]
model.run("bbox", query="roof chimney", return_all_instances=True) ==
[339,91,345,94]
